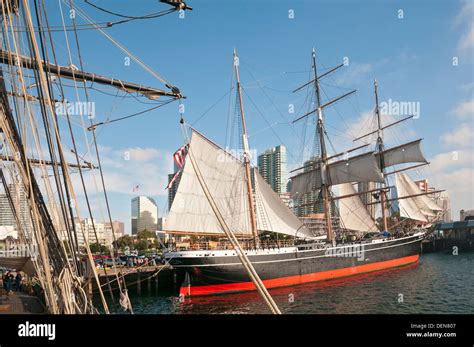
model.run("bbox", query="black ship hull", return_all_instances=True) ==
[165,234,423,296]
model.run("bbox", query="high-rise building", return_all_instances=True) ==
[357,181,376,219]
[157,217,166,231]
[292,157,320,217]
[0,192,15,227]
[415,179,429,192]
[0,184,30,232]
[75,218,114,247]
[257,145,288,194]
[167,172,181,210]
[436,191,452,222]
[131,196,158,234]
[111,221,125,238]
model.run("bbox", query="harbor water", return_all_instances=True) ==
[124,252,473,314]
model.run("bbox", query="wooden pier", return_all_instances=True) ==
[94,265,175,293]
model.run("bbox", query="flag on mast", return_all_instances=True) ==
[166,144,188,189]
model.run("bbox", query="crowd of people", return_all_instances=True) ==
[124,255,160,268]
[1,271,23,295]
[94,255,163,269]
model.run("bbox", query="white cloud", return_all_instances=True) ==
[430,168,474,215]
[451,98,474,119]
[428,96,474,214]
[430,149,474,172]
[72,146,173,197]
[455,1,474,51]
[124,147,161,162]
[427,149,474,216]
[441,123,474,148]
[335,63,373,86]
[460,82,474,92]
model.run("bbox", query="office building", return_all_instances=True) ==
[131,196,158,234]
[257,145,288,194]
[0,184,30,232]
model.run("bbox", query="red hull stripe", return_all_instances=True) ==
[180,254,419,297]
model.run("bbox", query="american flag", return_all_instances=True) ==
[166,171,180,190]
[132,185,139,192]
[173,144,188,168]
[166,144,188,189]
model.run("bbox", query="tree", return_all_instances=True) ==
[135,240,149,251]
[89,242,108,254]
[137,229,156,240]
[115,235,134,250]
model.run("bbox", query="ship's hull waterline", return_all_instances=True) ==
[165,233,424,297]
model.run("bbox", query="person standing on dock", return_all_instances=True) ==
[4,272,13,294]
[15,272,22,292]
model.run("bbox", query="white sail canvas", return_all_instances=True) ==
[254,170,314,238]
[378,139,427,168]
[164,131,252,235]
[290,152,384,199]
[395,173,442,222]
[336,183,379,233]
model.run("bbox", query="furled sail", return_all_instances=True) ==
[335,183,379,233]
[254,170,315,239]
[377,139,427,169]
[164,131,252,235]
[290,152,384,199]
[395,173,442,222]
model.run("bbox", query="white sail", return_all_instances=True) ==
[335,183,379,233]
[290,152,384,199]
[378,139,427,168]
[254,170,314,238]
[395,173,442,222]
[164,131,252,235]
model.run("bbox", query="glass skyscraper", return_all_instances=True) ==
[257,145,288,194]
[131,196,158,234]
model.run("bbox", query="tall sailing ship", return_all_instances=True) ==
[0,0,185,313]
[164,50,443,297]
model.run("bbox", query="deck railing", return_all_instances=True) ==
[174,239,297,251]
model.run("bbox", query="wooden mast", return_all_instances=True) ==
[312,49,334,244]
[233,49,259,247]
[374,79,389,231]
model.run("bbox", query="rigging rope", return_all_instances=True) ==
[87,98,176,130]
[84,0,178,26]
[62,0,176,90]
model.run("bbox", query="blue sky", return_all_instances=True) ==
[43,0,473,232]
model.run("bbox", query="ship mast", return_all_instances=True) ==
[291,50,356,244]
[233,49,259,247]
[374,80,388,231]
[312,49,334,244]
